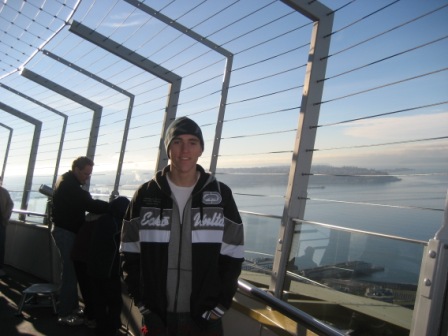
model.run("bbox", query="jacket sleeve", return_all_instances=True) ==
[120,187,143,303]
[218,182,245,309]
[82,189,109,214]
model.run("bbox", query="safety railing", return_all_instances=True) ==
[238,279,346,336]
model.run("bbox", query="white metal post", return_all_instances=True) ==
[410,190,448,335]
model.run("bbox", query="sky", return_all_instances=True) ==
[0,0,447,185]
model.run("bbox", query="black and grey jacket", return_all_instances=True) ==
[120,164,244,323]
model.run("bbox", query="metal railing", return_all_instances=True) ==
[238,279,346,336]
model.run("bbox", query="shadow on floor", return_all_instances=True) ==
[0,266,97,336]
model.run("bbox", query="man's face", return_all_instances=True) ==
[168,134,203,174]
[73,165,93,185]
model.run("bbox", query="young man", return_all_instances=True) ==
[120,117,245,336]
[51,156,109,326]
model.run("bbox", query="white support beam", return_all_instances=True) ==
[123,1,233,174]
[43,50,134,197]
[0,122,13,181]
[411,191,448,335]
[69,20,182,172]
[20,68,102,190]
[0,102,41,213]
[271,0,334,297]
[0,83,67,188]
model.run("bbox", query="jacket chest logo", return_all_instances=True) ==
[202,191,222,205]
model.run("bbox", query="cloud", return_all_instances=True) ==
[344,111,448,141]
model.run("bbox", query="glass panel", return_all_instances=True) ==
[238,212,426,334]
[286,221,425,334]
[240,213,279,287]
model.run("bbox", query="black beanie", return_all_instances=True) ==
[164,117,204,158]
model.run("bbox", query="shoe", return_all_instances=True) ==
[115,328,128,336]
[84,318,96,328]
[0,269,6,277]
[57,314,84,326]
[73,307,84,317]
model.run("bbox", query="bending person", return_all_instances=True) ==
[51,156,109,326]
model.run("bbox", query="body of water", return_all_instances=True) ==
[232,174,446,241]
[12,173,447,286]
[232,174,447,285]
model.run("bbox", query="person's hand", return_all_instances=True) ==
[202,309,223,321]
[139,305,165,335]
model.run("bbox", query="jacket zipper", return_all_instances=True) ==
[173,197,186,313]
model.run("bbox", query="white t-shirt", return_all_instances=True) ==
[166,175,196,220]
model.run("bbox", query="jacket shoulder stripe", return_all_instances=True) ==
[221,242,244,259]
[192,230,223,243]
[120,241,140,253]
[140,229,170,243]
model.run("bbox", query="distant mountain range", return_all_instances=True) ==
[214,165,402,187]
[6,164,404,194]
[115,165,402,189]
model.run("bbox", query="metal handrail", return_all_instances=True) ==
[237,279,346,336]
[293,218,427,245]
[12,209,46,218]
[239,210,427,245]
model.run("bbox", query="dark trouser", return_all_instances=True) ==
[92,273,123,336]
[73,260,96,320]
[142,312,223,336]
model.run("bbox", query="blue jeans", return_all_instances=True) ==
[52,226,79,316]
